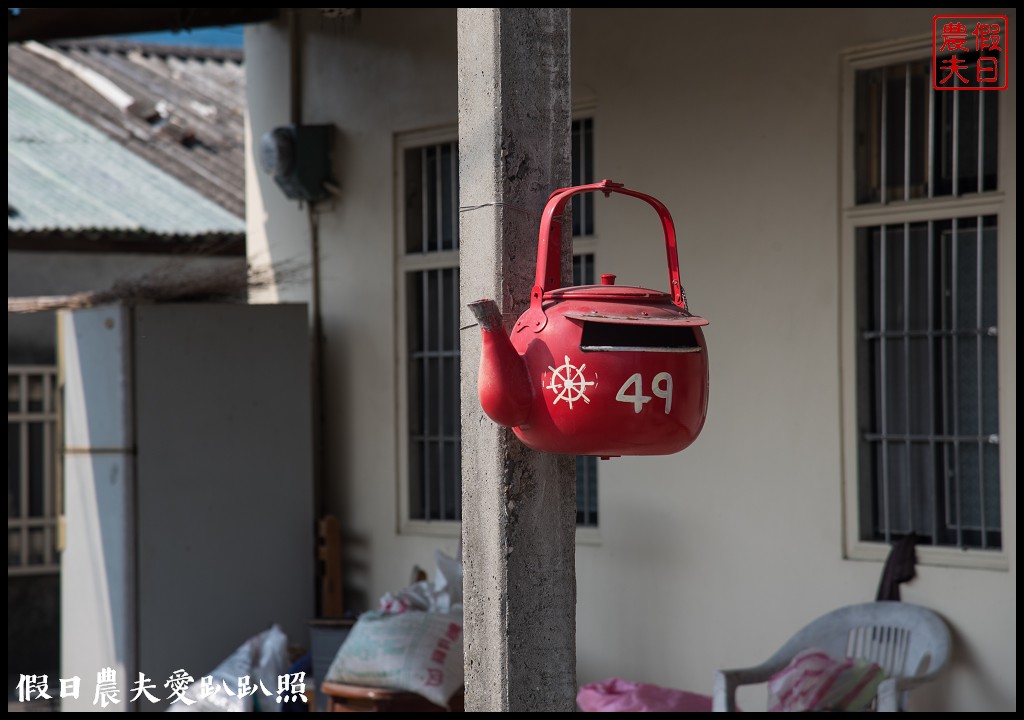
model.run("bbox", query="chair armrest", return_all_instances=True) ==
[876,674,935,712]
[876,677,899,712]
[712,659,791,712]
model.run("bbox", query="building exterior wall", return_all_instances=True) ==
[245,9,1015,711]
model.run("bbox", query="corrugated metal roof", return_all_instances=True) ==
[8,76,244,235]
[8,39,246,218]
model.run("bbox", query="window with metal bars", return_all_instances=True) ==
[851,56,1000,551]
[572,117,599,528]
[8,366,60,574]
[571,117,594,236]
[403,140,461,522]
[854,52,998,203]
[401,119,599,526]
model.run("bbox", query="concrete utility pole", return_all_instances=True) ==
[457,7,576,713]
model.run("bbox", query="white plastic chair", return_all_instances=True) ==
[712,601,952,712]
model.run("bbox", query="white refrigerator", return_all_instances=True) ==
[58,303,315,711]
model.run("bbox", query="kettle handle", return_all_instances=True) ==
[531,179,688,312]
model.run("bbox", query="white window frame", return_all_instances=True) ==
[839,36,1013,570]
[396,126,462,538]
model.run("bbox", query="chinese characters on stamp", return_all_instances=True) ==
[934,15,1009,90]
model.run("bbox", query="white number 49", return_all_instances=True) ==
[615,372,673,414]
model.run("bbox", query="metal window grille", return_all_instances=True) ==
[404,121,598,525]
[404,142,459,254]
[573,252,594,288]
[575,454,599,527]
[572,117,595,236]
[854,54,998,204]
[572,118,598,527]
[573,253,599,527]
[8,366,60,574]
[853,54,1000,550]
[856,217,999,549]
[404,141,461,521]
[573,116,598,524]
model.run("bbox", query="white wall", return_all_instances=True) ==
[246,8,1016,711]
[246,9,464,615]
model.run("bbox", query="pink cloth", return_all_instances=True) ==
[577,677,714,712]
[767,649,884,712]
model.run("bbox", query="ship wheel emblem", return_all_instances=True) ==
[546,355,596,409]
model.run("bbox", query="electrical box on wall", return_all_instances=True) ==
[259,124,334,203]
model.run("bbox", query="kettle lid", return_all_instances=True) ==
[546,284,670,302]
[549,285,709,327]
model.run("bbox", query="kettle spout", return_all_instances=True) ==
[468,299,533,428]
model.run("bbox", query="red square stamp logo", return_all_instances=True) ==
[933,15,1009,90]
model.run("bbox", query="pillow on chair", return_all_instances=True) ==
[767,649,885,712]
